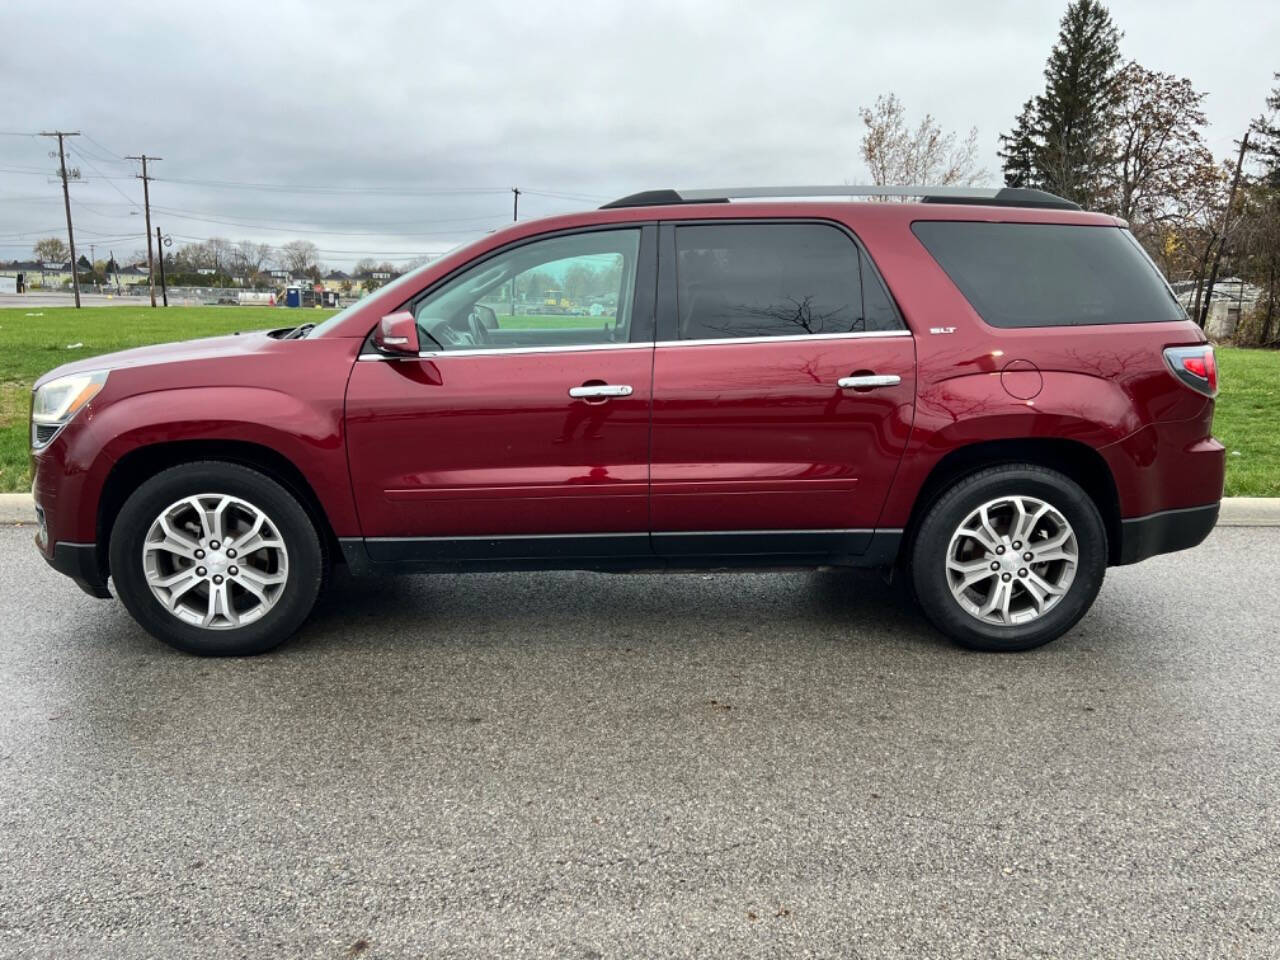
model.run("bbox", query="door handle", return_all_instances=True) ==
[568,384,633,399]
[837,374,901,389]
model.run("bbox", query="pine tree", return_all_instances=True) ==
[999,0,1122,206]
[1251,73,1280,189]
[998,99,1040,188]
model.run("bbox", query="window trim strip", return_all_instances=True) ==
[354,328,911,361]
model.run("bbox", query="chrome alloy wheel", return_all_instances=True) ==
[945,495,1078,627]
[141,494,289,630]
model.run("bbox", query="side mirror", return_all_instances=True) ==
[473,303,499,330]
[372,311,420,356]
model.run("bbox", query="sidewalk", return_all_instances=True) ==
[3,493,1279,526]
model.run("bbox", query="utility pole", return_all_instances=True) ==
[109,249,120,294]
[40,131,81,308]
[126,153,162,307]
[156,227,169,307]
[1199,132,1250,329]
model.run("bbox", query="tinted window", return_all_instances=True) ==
[912,221,1186,328]
[414,229,641,351]
[674,223,900,340]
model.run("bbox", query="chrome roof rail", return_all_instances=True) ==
[600,185,1081,211]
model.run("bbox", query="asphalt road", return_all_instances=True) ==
[1,524,1277,959]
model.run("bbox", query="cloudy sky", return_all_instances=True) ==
[2,0,1276,269]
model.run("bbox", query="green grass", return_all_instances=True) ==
[2,306,1279,496]
[1213,348,1280,496]
[0,305,331,491]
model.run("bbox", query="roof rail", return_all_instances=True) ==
[600,185,1081,211]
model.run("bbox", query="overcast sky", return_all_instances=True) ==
[2,0,1276,269]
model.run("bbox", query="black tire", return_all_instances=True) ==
[909,464,1107,652]
[109,461,325,656]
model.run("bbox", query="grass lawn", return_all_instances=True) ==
[1213,348,1280,496]
[1,306,1277,496]
[0,305,333,491]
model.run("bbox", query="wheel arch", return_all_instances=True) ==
[96,440,341,576]
[899,437,1123,566]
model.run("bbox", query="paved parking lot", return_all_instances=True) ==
[1,523,1277,958]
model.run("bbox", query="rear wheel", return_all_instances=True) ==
[109,461,325,656]
[910,464,1107,652]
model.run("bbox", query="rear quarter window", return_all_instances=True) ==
[911,221,1187,328]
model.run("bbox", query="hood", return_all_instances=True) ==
[34,328,285,388]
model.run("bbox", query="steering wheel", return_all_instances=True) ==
[466,309,487,346]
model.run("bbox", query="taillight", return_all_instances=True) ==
[1163,345,1218,397]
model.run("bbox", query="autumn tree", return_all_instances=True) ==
[859,93,985,187]
[1107,62,1212,225]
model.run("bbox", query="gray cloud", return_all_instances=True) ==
[2,0,1275,268]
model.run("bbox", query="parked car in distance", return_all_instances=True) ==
[30,185,1224,656]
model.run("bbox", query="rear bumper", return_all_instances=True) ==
[1116,502,1219,566]
[42,540,112,599]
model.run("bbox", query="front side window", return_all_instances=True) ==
[911,221,1187,328]
[674,223,901,340]
[414,229,641,351]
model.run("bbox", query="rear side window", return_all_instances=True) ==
[674,223,902,340]
[911,221,1186,328]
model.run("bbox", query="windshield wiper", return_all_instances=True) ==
[284,323,315,340]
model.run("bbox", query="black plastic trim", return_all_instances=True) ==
[338,530,903,575]
[921,187,1081,210]
[43,541,112,599]
[1116,503,1219,566]
[601,190,729,209]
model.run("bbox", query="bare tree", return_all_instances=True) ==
[233,241,273,282]
[32,237,69,263]
[278,240,320,277]
[859,93,986,187]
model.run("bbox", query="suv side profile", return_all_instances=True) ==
[30,185,1224,656]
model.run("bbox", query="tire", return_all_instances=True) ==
[109,461,326,656]
[909,464,1107,652]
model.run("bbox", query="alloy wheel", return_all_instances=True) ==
[944,495,1078,627]
[141,494,289,630]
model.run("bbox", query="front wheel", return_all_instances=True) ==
[109,461,325,656]
[910,464,1107,652]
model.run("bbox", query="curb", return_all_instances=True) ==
[0,494,34,525]
[3,492,1280,527]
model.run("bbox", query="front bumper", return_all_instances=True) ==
[41,539,112,599]
[1116,502,1219,566]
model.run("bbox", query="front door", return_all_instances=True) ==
[649,220,916,562]
[345,224,657,566]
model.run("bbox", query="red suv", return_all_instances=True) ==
[30,185,1224,656]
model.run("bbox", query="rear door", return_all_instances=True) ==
[345,224,658,566]
[649,220,916,562]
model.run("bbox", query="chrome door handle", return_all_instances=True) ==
[568,384,633,399]
[837,374,901,389]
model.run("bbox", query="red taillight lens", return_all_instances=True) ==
[1164,345,1218,397]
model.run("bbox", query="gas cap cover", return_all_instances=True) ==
[1001,359,1043,400]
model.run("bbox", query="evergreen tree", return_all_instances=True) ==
[998,99,1040,188]
[1250,73,1280,188]
[999,0,1122,206]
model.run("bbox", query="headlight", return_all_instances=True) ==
[31,370,108,449]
